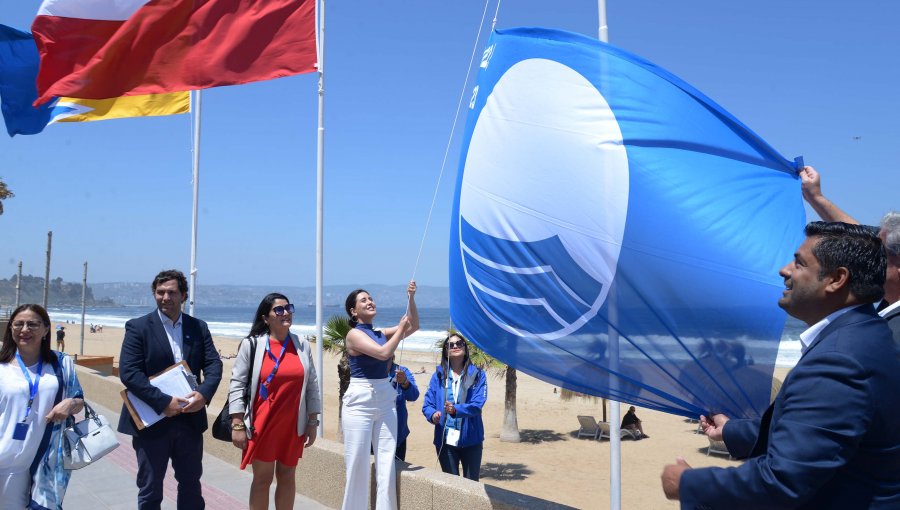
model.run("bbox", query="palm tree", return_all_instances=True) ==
[0,179,13,215]
[441,332,521,443]
[322,314,351,439]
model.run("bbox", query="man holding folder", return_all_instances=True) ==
[118,270,223,509]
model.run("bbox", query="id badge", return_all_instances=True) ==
[13,422,29,441]
[446,428,460,447]
[259,384,269,401]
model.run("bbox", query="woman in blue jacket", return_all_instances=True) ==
[390,361,419,461]
[422,333,487,481]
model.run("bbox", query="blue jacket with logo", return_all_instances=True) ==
[390,364,420,443]
[422,363,487,448]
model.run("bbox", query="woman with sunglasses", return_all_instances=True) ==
[0,304,84,508]
[422,333,487,481]
[341,282,418,510]
[227,293,321,510]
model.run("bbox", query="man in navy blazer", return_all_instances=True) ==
[118,270,223,509]
[801,166,900,346]
[662,222,900,509]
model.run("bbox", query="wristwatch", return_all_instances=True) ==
[307,419,320,427]
[232,422,246,431]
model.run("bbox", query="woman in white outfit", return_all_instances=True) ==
[340,282,418,510]
[0,304,84,509]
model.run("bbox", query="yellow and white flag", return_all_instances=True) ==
[50,91,189,123]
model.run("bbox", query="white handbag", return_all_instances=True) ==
[63,402,119,470]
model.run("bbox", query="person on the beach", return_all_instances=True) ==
[0,304,84,508]
[117,269,223,509]
[227,293,321,510]
[422,333,487,481]
[621,406,649,439]
[340,282,418,510]
[390,357,419,461]
[801,165,900,344]
[662,222,900,509]
[55,325,65,352]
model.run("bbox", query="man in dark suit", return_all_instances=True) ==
[662,222,900,509]
[800,166,900,344]
[118,270,223,509]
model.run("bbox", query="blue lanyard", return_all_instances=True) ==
[259,336,288,399]
[15,353,43,422]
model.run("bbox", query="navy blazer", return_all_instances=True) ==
[680,305,900,509]
[883,304,900,348]
[117,310,223,437]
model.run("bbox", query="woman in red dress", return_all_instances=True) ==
[227,293,322,510]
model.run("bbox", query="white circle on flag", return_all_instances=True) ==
[459,58,630,339]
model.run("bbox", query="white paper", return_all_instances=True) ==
[446,428,460,447]
[125,364,195,428]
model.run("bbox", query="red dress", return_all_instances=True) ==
[240,337,306,469]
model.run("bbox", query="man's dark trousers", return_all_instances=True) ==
[132,416,204,510]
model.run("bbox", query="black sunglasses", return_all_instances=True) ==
[448,340,465,349]
[272,304,295,316]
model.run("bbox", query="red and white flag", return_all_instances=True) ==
[32,0,317,105]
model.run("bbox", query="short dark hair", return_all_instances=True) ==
[152,269,188,295]
[805,221,885,303]
[0,304,58,366]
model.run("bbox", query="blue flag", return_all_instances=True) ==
[450,28,806,419]
[0,25,53,137]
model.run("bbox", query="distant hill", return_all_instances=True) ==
[90,282,450,308]
[0,274,115,307]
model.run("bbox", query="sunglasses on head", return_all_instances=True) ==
[448,340,465,349]
[272,304,295,316]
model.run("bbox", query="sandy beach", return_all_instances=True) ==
[60,324,789,509]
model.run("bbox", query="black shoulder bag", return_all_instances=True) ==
[212,337,257,441]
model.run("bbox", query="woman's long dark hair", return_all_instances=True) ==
[1,304,58,366]
[439,333,473,389]
[247,293,290,339]
[344,289,369,328]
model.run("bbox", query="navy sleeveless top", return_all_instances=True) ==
[348,323,391,379]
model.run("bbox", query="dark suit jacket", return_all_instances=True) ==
[883,304,900,348]
[680,305,900,510]
[117,310,223,438]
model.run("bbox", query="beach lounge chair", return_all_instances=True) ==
[707,437,731,458]
[621,428,641,440]
[577,415,603,439]
[596,421,641,440]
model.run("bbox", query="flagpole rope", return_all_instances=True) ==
[398,0,498,369]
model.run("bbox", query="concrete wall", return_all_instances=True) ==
[76,366,576,510]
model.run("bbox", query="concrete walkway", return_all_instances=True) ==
[63,401,333,510]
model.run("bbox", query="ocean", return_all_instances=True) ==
[47,305,807,368]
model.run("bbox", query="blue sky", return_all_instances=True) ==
[2,1,897,289]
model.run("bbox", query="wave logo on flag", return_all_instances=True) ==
[458,58,629,340]
[449,28,806,419]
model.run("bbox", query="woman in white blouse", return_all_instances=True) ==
[0,304,84,509]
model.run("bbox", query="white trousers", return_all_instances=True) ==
[0,470,30,510]
[341,378,398,510]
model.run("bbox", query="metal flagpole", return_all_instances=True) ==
[80,262,87,355]
[43,231,52,309]
[15,261,22,308]
[314,0,326,438]
[189,90,202,316]
[598,2,622,509]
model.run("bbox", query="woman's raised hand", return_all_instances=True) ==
[407,280,417,297]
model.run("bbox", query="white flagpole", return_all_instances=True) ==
[314,0,326,438]
[598,2,622,509]
[189,90,202,316]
